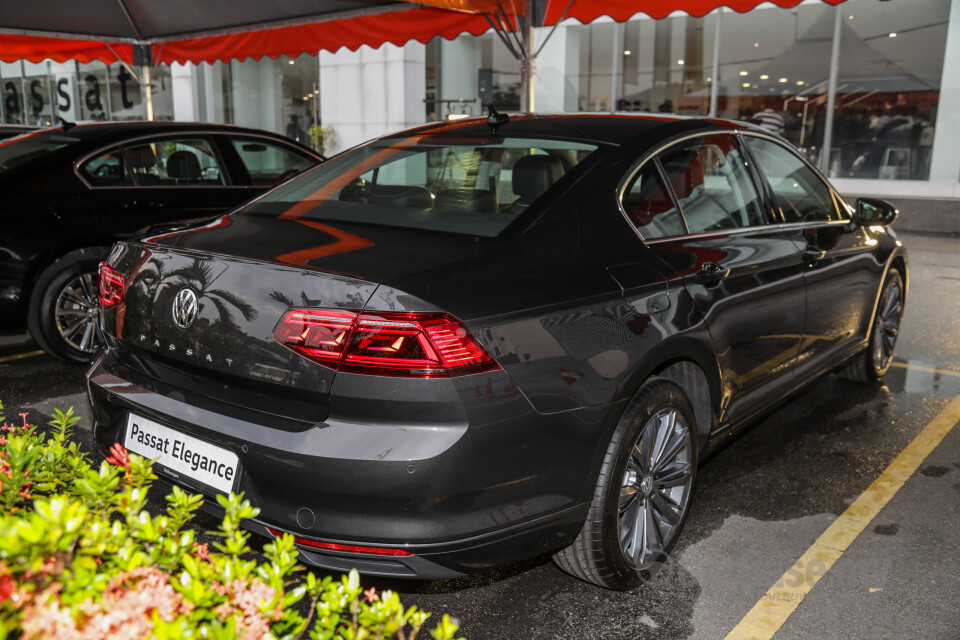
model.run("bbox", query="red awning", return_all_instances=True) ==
[0,0,847,66]
[546,0,844,23]
[154,7,491,65]
[0,35,133,65]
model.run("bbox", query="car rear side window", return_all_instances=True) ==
[621,161,686,239]
[230,138,316,186]
[657,135,767,234]
[743,136,841,223]
[121,138,225,187]
[243,136,601,238]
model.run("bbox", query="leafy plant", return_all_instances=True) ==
[308,125,338,156]
[0,402,464,640]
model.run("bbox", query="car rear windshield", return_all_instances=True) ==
[238,134,601,237]
[0,132,79,173]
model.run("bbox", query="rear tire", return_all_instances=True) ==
[838,269,904,383]
[553,377,698,590]
[27,247,111,364]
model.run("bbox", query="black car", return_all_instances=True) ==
[0,121,322,362]
[87,114,906,590]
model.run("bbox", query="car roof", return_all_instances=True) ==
[14,121,321,155]
[392,113,754,146]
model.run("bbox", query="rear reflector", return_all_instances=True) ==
[266,527,413,556]
[98,262,124,308]
[273,308,499,378]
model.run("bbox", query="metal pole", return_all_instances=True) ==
[610,22,624,112]
[143,65,154,121]
[820,6,842,174]
[520,3,535,113]
[708,8,722,117]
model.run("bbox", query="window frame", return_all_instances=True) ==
[75,131,243,190]
[618,130,776,243]
[617,129,854,244]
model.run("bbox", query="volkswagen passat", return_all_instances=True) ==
[87,113,907,589]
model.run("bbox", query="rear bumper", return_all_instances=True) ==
[86,347,623,578]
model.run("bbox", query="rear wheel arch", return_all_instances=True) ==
[622,332,722,438]
[652,359,714,453]
[27,245,113,362]
[25,238,117,298]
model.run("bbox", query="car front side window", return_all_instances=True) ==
[743,136,841,223]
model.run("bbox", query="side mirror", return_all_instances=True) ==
[856,197,899,227]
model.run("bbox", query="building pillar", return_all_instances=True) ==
[439,36,481,119]
[230,57,283,133]
[171,62,199,122]
[534,24,581,113]
[320,41,426,155]
[930,0,960,183]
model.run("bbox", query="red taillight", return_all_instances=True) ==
[266,527,413,556]
[272,308,499,378]
[98,262,124,308]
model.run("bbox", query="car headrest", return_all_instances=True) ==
[127,146,156,170]
[435,189,498,213]
[167,151,201,180]
[512,155,564,200]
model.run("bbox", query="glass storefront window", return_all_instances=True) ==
[716,3,831,150]
[574,14,714,114]
[1,62,25,124]
[22,61,54,125]
[831,0,950,181]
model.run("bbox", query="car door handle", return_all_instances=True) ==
[693,262,730,286]
[803,246,826,262]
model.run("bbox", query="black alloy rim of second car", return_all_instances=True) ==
[55,271,102,354]
[618,407,694,571]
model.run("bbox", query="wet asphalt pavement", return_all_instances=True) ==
[1,231,959,639]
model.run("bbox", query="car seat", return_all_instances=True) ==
[507,155,564,213]
[167,151,202,184]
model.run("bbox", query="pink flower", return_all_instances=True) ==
[363,587,379,603]
[193,542,211,563]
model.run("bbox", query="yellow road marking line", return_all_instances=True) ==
[890,361,960,379]
[0,349,45,364]
[725,392,960,640]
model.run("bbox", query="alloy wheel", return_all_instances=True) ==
[872,278,902,371]
[54,271,101,354]
[618,407,694,570]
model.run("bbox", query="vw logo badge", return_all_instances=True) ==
[172,289,199,330]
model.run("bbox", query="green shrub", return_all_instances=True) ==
[0,400,464,640]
